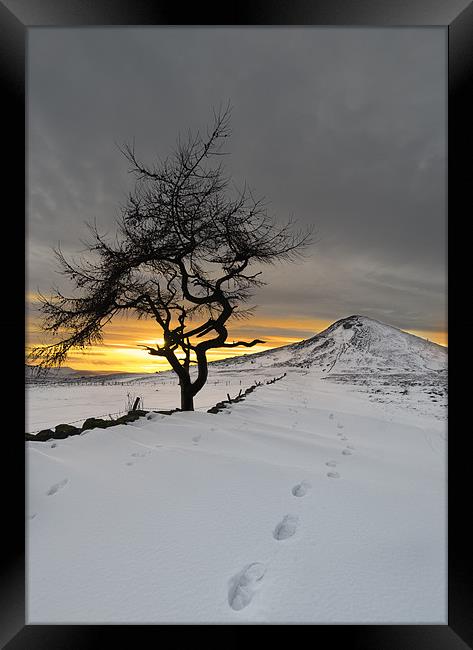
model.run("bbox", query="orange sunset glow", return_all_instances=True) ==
[26,309,447,374]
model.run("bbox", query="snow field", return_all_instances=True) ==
[27,370,446,623]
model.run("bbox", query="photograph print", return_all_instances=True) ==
[26,26,447,624]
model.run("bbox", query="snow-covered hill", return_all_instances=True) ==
[220,315,447,374]
[26,316,447,433]
[27,316,447,387]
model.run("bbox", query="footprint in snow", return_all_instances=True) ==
[326,460,337,467]
[228,562,266,611]
[50,443,57,448]
[346,444,355,450]
[126,461,134,466]
[192,435,201,444]
[273,514,299,540]
[342,449,353,455]
[337,424,344,429]
[327,472,340,479]
[340,436,348,441]
[46,478,68,496]
[131,451,150,458]
[292,481,311,497]
[329,413,334,420]
[29,513,37,520]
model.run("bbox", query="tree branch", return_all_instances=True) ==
[220,339,265,348]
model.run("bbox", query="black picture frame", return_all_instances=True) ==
[2,0,470,647]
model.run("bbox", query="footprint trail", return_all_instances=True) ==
[228,562,266,611]
[327,471,340,479]
[291,481,310,497]
[273,515,298,540]
[46,478,68,496]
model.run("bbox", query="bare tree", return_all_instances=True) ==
[30,106,312,410]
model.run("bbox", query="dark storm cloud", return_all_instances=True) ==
[27,27,446,332]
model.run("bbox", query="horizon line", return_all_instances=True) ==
[26,320,448,375]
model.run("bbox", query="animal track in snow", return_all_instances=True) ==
[192,435,202,444]
[47,478,68,496]
[337,424,344,429]
[329,413,334,420]
[29,513,37,520]
[126,461,134,466]
[342,449,353,455]
[326,460,337,467]
[340,436,348,441]
[273,514,299,540]
[228,562,266,611]
[346,444,355,450]
[131,451,150,458]
[327,472,340,479]
[292,481,311,497]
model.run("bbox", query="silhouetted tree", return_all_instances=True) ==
[30,106,312,410]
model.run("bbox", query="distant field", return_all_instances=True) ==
[25,368,276,433]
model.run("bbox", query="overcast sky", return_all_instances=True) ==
[27,27,446,341]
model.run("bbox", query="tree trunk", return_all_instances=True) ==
[180,383,194,411]
[191,348,209,397]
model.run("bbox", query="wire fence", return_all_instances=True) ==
[26,374,287,436]
[27,403,214,434]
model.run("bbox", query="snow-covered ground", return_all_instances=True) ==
[26,317,447,623]
[26,371,272,433]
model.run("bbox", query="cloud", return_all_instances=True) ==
[27,27,446,345]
